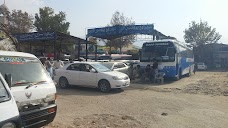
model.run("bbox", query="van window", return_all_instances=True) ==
[0,78,10,103]
[0,56,52,86]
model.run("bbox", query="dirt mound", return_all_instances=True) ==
[73,114,145,128]
[182,74,228,96]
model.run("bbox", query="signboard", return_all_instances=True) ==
[143,41,173,47]
[13,32,56,41]
[145,42,169,46]
[87,24,154,39]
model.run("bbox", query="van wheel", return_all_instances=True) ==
[98,80,111,93]
[59,77,69,89]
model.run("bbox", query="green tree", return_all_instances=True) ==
[34,7,70,34]
[88,37,98,44]
[184,20,221,47]
[106,11,135,53]
[184,20,221,63]
[8,10,34,33]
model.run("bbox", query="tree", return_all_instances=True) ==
[184,20,221,47]
[88,37,98,44]
[184,20,222,63]
[8,10,34,33]
[106,11,135,53]
[34,7,70,34]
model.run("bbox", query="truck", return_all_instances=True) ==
[0,51,57,128]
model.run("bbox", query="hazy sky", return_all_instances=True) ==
[4,0,228,44]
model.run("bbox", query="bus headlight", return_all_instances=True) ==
[1,122,16,128]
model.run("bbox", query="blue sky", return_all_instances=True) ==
[5,0,228,45]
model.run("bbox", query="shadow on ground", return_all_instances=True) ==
[56,85,124,96]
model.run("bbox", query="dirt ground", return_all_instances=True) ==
[45,71,228,128]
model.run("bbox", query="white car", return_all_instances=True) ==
[197,62,207,70]
[54,62,130,92]
[101,62,129,75]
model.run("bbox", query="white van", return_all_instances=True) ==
[0,73,21,128]
[0,51,57,128]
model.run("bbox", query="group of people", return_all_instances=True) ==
[40,58,64,79]
[127,60,159,82]
[141,60,159,81]
[128,64,141,80]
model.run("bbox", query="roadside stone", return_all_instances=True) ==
[161,112,168,116]
[223,91,228,96]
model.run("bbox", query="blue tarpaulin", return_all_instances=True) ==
[87,24,155,40]
[13,31,56,41]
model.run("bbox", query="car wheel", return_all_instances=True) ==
[98,80,111,93]
[59,77,69,89]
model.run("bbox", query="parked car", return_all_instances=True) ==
[0,73,21,128]
[197,62,207,70]
[101,62,129,75]
[54,62,130,92]
[117,60,140,68]
[97,55,112,62]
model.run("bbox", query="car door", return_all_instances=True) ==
[65,63,80,85]
[78,64,97,87]
[116,63,128,74]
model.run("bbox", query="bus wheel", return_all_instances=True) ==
[175,69,182,80]
[187,69,191,77]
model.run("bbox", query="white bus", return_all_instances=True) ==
[140,39,194,80]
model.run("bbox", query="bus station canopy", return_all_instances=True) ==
[13,31,90,44]
[87,24,168,40]
[12,31,93,59]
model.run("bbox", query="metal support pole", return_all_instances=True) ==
[59,41,62,59]
[95,45,98,61]
[86,37,88,61]
[153,34,155,40]
[54,39,56,60]
[29,42,32,53]
[78,40,81,61]
[43,41,46,56]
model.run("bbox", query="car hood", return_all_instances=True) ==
[101,71,128,77]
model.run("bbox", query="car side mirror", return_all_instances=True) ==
[5,74,12,88]
[90,68,97,73]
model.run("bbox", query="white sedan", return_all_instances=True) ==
[101,62,129,75]
[54,62,130,92]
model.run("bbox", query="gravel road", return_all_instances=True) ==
[45,71,228,128]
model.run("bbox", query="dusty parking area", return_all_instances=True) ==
[46,71,228,128]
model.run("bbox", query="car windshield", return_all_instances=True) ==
[91,63,111,72]
[0,56,52,86]
[100,63,114,69]
[0,77,10,103]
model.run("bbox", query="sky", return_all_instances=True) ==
[4,0,228,46]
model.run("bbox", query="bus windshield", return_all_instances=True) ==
[0,56,52,86]
[140,42,176,62]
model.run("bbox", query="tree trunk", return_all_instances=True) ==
[119,47,122,54]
